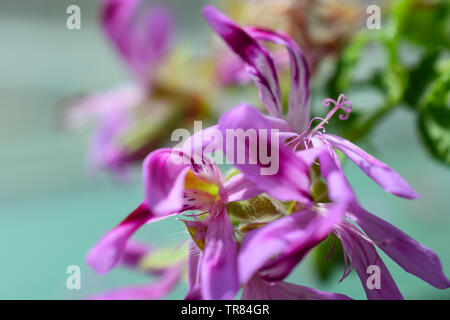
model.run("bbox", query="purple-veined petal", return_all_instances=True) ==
[203,6,282,118]
[86,202,169,275]
[143,148,191,215]
[325,134,418,199]
[242,275,351,300]
[247,27,311,133]
[337,222,404,300]
[350,204,450,289]
[218,103,311,203]
[219,173,262,202]
[201,208,239,300]
[102,0,174,84]
[91,265,182,300]
[238,203,346,283]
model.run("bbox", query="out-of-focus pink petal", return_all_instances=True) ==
[87,110,129,174]
[143,149,191,215]
[119,241,152,269]
[87,202,160,275]
[242,275,351,300]
[219,173,262,202]
[325,134,419,199]
[218,104,311,203]
[350,204,450,289]
[216,52,251,85]
[337,222,404,300]
[91,265,182,300]
[238,203,346,283]
[203,6,282,118]
[201,208,239,300]
[64,84,145,129]
[102,0,174,84]
[247,27,311,133]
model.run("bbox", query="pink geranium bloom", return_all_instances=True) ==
[65,0,174,175]
[87,147,262,299]
[202,5,449,299]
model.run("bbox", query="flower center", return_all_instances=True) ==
[287,94,352,151]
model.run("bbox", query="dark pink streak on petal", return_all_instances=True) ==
[247,27,311,133]
[86,202,155,275]
[203,6,282,118]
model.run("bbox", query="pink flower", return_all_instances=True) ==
[202,5,449,299]
[87,148,261,299]
[64,0,174,175]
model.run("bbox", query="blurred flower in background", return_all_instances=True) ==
[63,0,212,177]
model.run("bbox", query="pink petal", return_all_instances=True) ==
[102,0,174,84]
[238,203,346,283]
[143,148,191,215]
[350,204,450,289]
[218,103,311,203]
[185,242,203,300]
[87,202,155,275]
[201,208,239,300]
[203,6,282,118]
[242,275,351,300]
[119,241,152,269]
[219,173,262,202]
[297,145,356,204]
[91,265,182,300]
[325,134,419,199]
[337,222,404,300]
[246,27,311,133]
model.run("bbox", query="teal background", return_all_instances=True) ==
[0,0,448,299]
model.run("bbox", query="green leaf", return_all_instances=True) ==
[327,32,370,98]
[311,234,344,282]
[396,0,450,49]
[404,49,440,108]
[418,70,450,165]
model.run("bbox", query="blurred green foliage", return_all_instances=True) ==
[325,0,450,166]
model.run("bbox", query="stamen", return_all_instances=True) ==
[310,94,352,135]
